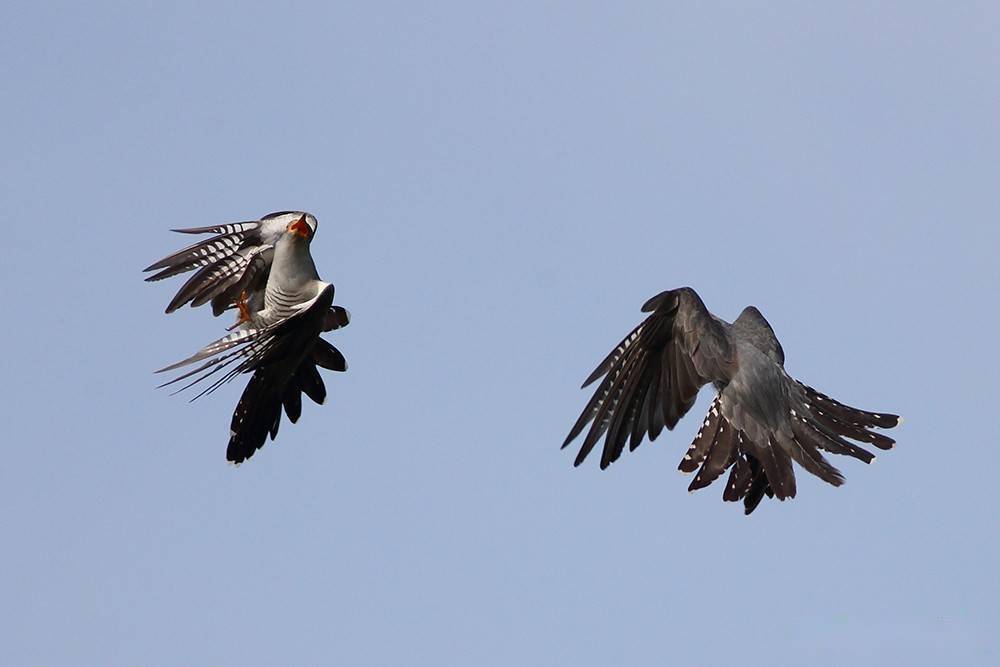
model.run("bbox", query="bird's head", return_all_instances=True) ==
[286,212,318,240]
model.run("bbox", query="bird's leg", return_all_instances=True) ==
[236,290,252,324]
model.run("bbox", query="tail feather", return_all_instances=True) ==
[743,460,773,515]
[323,306,351,332]
[282,384,302,423]
[754,437,796,500]
[723,454,754,502]
[297,362,327,405]
[792,413,876,464]
[688,419,738,492]
[799,384,899,429]
[809,406,896,450]
[227,372,283,464]
[678,395,722,474]
[313,338,347,372]
[269,405,281,441]
[779,432,845,487]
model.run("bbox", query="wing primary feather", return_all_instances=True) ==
[600,348,651,468]
[143,231,246,273]
[581,321,647,388]
[170,221,259,235]
[575,346,645,466]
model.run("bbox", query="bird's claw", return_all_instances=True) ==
[237,290,252,324]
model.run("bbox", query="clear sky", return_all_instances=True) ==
[2,2,998,665]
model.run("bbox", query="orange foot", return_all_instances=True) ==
[236,290,252,324]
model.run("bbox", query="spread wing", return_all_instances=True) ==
[563,287,734,469]
[155,283,335,401]
[143,214,288,314]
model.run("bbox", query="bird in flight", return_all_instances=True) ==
[144,211,349,463]
[563,287,900,514]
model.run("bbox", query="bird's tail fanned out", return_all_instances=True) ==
[678,398,783,514]
[789,382,899,470]
[680,387,900,515]
[226,360,325,464]
[684,424,790,515]
[228,338,348,464]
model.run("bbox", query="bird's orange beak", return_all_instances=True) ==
[289,214,311,238]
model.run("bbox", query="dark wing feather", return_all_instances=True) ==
[210,249,271,316]
[564,287,733,468]
[144,224,258,275]
[162,247,265,313]
[156,285,334,400]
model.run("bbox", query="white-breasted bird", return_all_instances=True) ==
[147,212,349,463]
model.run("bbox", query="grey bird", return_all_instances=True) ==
[149,212,349,463]
[563,287,900,514]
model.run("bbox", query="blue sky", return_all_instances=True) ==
[2,2,998,665]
